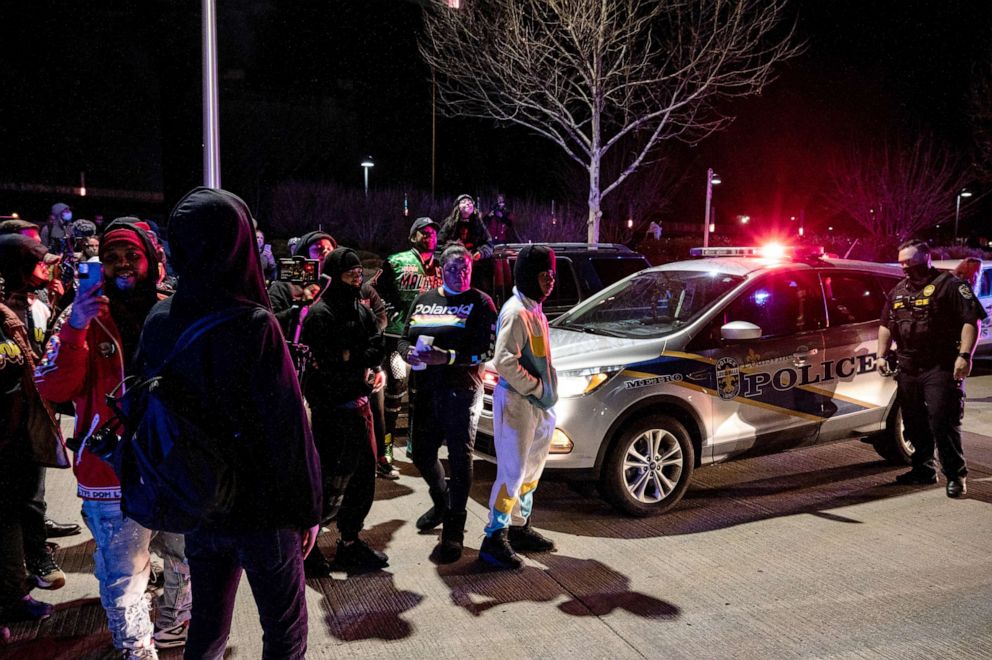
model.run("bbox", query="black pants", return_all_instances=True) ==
[184,527,307,660]
[311,401,376,541]
[897,364,967,479]
[0,442,37,605]
[24,466,47,560]
[410,385,482,513]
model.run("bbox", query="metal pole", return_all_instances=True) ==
[364,167,369,198]
[202,0,221,188]
[955,194,961,244]
[703,168,714,248]
[431,72,437,200]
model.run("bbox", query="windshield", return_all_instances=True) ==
[553,269,744,338]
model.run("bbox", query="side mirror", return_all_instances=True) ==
[721,321,762,341]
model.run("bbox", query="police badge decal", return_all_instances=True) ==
[716,356,741,400]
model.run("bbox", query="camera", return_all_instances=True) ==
[278,256,320,285]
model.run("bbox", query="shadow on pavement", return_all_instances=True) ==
[469,441,992,540]
[436,551,680,620]
[307,519,424,642]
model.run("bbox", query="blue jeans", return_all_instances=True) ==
[183,527,307,660]
[81,500,191,650]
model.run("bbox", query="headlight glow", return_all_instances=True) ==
[557,365,623,398]
[549,428,574,454]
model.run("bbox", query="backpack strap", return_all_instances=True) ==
[152,305,257,377]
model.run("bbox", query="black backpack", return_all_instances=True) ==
[107,306,253,533]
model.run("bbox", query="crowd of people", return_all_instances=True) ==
[0,191,556,659]
[4,191,984,659]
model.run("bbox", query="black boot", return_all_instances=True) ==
[436,510,467,564]
[416,487,449,531]
[508,519,556,553]
[304,545,333,578]
[478,529,523,570]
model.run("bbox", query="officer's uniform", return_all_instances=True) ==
[881,269,987,480]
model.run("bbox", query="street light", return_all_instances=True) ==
[361,156,375,198]
[954,188,972,244]
[703,168,721,248]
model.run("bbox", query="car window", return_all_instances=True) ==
[554,269,744,338]
[820,271,887,325]
[723,270,825,338]
[589,257,648,289]
[981,268,992,297]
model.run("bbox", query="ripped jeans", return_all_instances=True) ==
[81,500,192,650]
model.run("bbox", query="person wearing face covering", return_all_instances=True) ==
[34,220,191,657]
[878,239,987,498]
[479,244,559,570]
[138,187,322,659]
[301,247,389,575]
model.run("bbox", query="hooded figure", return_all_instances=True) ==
[300,245,389,575]
[479,244,559,570]
[0,235,61,356]
[293,230,336,259]
[138,187,321,658]
[514,244,556,304]
[41,203,72,255]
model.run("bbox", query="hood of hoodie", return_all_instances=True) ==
[168,187,270,310]
[293,231,336,257]
[0,234,52,295]
[514,244,556,303]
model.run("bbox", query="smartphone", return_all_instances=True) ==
[77,261,103,296]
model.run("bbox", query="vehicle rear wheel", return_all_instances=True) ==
[600,415,694,516]
[871,405,913,465]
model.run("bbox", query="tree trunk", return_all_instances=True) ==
[587,164,602,244]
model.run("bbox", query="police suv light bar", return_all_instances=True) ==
[689,245,825,259]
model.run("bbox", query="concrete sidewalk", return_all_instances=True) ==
[4,363,992,659]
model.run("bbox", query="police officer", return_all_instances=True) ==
[877,239,987,498]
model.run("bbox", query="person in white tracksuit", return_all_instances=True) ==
[479,244,559,569]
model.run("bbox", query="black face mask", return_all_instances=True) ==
[905,264,930,285]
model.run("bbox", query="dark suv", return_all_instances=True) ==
[471,243,650,319]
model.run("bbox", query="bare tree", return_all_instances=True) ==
[420,0,800,243]
[968,49,992,183]
[826,136,966,255]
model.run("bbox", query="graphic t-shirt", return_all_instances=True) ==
[0,321,27,435]
[399,287,497,390]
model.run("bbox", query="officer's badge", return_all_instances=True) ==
[715,357,741,400]
[923,284,935,297]
[958,283,974,300]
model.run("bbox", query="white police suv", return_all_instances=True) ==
[476,245,909,515]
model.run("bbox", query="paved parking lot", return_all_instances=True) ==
[4,362,992,659]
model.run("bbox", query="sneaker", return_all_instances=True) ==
[26,546,66,590]
[334,538,389,572]
[894,469,937,486]
[478,529,523,570]
[0,595,54,622]
[153,622,188,649]
[508,522,556,553]
[121,645,158,659]
[376,461,400,480]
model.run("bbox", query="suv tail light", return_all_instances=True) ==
[482,368,499,389]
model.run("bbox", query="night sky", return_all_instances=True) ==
[1,0,989,237]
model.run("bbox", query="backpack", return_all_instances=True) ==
[107,306,253,533]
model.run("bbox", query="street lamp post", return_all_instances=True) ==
[703,168,721,248]
[361,157,375,199]
[954,188,972,244]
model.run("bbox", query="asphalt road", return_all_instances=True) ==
[3,360,992,659]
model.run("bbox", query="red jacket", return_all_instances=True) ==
[35,305,130,500]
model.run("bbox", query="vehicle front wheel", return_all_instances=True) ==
[600,415,695,516]
[871,405,913,465]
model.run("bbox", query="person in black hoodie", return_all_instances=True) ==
[438,194,494,260]
[301,247,389,573]
[139,187,322,660]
